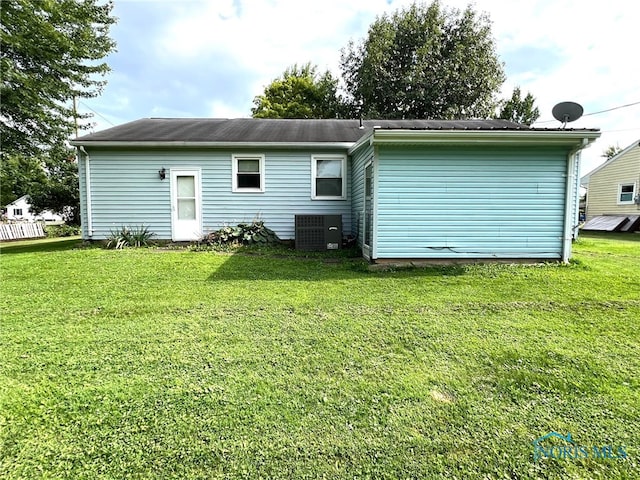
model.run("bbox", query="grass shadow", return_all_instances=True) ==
[205,248,471,282]
[0,236,83,255]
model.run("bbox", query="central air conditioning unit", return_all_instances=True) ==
[295,215,342,251]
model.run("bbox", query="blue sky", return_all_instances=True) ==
[79,0,640,175]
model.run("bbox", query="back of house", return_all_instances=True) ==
[71,118,600,262]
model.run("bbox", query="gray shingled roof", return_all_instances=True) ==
[72,118,598,144]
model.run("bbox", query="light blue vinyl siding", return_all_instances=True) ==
[350,143,374,242]
[82,148,351,240]
[375,145,568,259]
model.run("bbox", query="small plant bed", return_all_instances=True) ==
[192,221,360,259]
[192,221,363,260]
[105,225,155,249]
[199,220,281,247]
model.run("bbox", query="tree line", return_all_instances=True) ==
[253,1,539,125]
[1,0,543,222]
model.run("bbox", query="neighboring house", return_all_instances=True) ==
[581,139,640,231]
[70,118,600,262]
[3,195,64,222]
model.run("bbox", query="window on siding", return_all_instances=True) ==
[312,155,346,200]
[233,155,265,192]
[13,208,23,216]
[618,183,636,204]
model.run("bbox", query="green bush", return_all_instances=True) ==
[200,221,280,246]
[105,225,155,249]
[44,224,81,238]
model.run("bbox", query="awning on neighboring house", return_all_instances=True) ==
[582,215,640,232]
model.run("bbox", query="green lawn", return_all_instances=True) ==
[1,233,639,479]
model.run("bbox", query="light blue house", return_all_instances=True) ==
[71,118,599,262]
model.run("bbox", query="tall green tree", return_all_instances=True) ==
[252,63,344,118]
[498,87,540,125]
[0,0,116,158]
[340,1,505,119]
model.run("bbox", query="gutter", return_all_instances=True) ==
[69,140,356,150]
[79,146,93,238]
[369,129,601,146]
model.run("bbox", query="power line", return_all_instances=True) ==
[78,100,116,126]
[535,100,640,125]
[583,100,640,117]
[599,127,640,134]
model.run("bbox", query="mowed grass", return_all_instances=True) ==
[1,233,639,479]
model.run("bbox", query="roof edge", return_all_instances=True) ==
[70,140,356,149]
[370,129,600,146]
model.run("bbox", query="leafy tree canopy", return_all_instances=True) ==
[601,144,623,160]
[1,0,116,158]
[252,63,344,119]
[0,155,46,208]
[340,0,505,119]
[498,87,540,125]
[0,147,80,225]
[29,146,81,225]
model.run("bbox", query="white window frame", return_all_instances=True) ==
[311,154,346,200]
[617,182,636,205]
[232,154,265,193]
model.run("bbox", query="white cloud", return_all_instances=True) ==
[158,0,412,93]
[209,99,247,118]
[474,0,640,174]
[93,0,640,175]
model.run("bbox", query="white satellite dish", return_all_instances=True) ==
[552,102,584,128]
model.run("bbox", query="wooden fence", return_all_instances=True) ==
[0,223,45,241]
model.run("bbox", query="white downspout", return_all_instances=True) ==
[562,139,587,263]
[80,146,93,238]
[573,151,582,241]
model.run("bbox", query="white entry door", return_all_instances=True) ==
[171,169,202,241]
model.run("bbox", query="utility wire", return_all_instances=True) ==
[78,100,116,126]
[582,100,640,117]
[535,100,640,125]
[600,127,640,134]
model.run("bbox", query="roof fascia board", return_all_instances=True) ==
[69,141,356,149]
[370,129,601,146]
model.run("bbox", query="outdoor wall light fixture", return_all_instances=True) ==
[158,167,166,180]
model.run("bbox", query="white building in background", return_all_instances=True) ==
[3,195,64,222]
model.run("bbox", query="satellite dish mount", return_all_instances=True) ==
[552,102,584,128]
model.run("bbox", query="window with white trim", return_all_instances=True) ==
[618,183,636,204]
[232,154,265,193]
[13,208,23,216]
[312,155,346,200]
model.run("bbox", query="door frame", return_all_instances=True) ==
[170,168,202,241]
